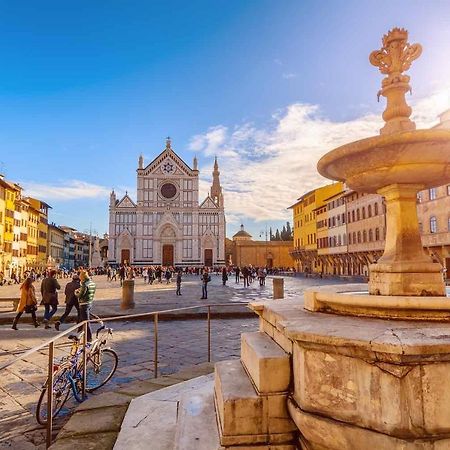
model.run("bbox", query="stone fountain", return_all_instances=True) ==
[112,29,450,450]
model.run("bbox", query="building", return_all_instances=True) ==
[27,197,51,270]
[3,180,20,277]
[60,226,77,269]
[290,182,343,273]
[225,224,294,268]
[47,223,65,268]
[0,177,7,274]
[26,202,39,270]
[108,138,226,267]
[417,185,450,279]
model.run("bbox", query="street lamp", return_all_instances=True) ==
[259,224,269,267]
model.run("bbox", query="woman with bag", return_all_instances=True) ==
[12,277,40,330]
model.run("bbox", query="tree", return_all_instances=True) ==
[275,229,281,241]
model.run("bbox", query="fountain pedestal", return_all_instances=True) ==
[369,183,445,296]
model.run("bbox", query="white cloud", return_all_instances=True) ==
[192,87,450,224]
[282,72,297,79]
[20,180,111,201]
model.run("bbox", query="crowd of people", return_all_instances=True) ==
[7,263,295,334]
[11,268,97,340]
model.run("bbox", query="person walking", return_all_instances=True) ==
[41,270,60,329]
[222,267,228,286]
[76,270,96,342]
[54,274,81,331]
[176,270,182,296]
[119,265,125,286]
[242,266,250,288]
[201,268,210,299]
[12,277,39,330]
[165,267,172,284]
[235,266,240,283]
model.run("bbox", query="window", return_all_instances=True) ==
[348,233,352,245]
[363,230,367,243]
[368,205,372,217]
[356,209,360,221]
[430,216,437,233]
[369,229,373,242]
[357,231,361,243]
[447,185,450,196]
[448,217,450,231]
[417,192,422,203]
[429,188,437,201]
[362,207,366,219]
[352,210,355,222]
[374,203,379,215]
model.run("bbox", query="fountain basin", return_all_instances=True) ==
[317,129,450,193]
[304,284,450,320]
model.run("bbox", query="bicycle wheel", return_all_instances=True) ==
[85,348,118,392]
[36,368,71,425]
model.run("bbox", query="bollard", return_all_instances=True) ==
[273,277,284,300]
[121,279,135,309]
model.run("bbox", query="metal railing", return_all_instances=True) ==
[0,303,250,448]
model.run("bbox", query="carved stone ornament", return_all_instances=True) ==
[369,28,423,135]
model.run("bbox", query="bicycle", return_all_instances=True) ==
[36,317,118,426]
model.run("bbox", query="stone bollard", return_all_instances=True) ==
[121,279,135,309]
[273,277,284,300]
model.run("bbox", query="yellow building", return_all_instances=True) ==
[27,197,51,270]
[0,177,7,274]
[290,182,343,273]
[2,180,20,276]
[26,203,39,269]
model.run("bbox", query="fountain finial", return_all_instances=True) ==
[370,28,422,135]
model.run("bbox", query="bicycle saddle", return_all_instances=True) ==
[68,334,80,341]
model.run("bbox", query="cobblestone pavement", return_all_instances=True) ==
[0,275,346,449]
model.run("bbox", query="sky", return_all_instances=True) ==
[0,0,450,238]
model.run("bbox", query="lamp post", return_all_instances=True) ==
[260,224,269,267]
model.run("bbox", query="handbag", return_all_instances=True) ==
[25,304,37,313]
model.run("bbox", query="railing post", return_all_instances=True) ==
[154,314,158,378]
[82,321,88,400]
[207,306,211,363]
[46,341,54,449]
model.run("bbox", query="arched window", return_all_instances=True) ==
[363,230,367,243]
[430,216,437,233]
[353,232,356,244]
[348,233,352,244]
[368,205,372,217]
[356,209,360,221]
[375,228,380,241]
[369,229,373,242]
[374,203,379,215]
[357,231,361,243]
[362,207,366,219]
[352,210,355,222]
[348,212,351,223]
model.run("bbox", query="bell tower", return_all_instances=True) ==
[210,156,224,207]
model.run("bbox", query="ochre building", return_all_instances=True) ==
[226,225,293,268]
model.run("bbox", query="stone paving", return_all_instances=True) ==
[0,275,347,449]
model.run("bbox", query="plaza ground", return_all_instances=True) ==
[0,275,347,449]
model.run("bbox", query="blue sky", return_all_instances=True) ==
[0,1,449,238]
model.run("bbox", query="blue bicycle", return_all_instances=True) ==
[36,319,118,425]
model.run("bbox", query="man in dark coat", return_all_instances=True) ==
[41,270,61,329]
[54,274,81,331]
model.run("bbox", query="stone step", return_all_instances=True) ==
[173,380,222,450]
[241,332,290,394]
[113,374,214,450]
[214,360,297,448]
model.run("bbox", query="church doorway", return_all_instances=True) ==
[121,249,130,265]
[204,249,213,267]
[162,245,174,267]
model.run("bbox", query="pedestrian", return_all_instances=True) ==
[119,265,125,286]
[41,270,60,329]
[55,274,81,331]
[201,268,210,299]
[242,266,250,288]
[165,267,172,284]
[143,267,148,283]
[76,270,96,342]
[12,277,39,330]
[235,266,240,283]
[222,267,228,286]
[176,270,182,296]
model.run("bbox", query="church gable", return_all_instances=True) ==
[116,194,136,209]
[200,196,218,209]
[143,140,194,177]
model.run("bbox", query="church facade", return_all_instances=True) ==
[108,138,226,267]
